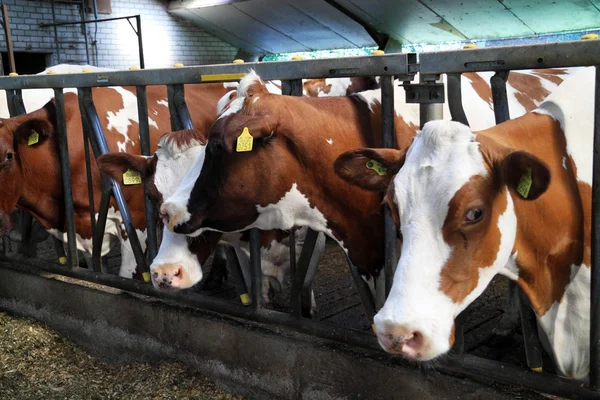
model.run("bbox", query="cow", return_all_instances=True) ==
[98,129,326,309]
[333,67,593,380]
[0,80,234,278]
[158,68,578,308]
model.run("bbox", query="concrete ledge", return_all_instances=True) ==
[0,261,545,400]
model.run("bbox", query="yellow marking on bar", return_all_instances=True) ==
[58,256,67,265]
[142,272,151,283]
[240,293,250,305]
[174,63,184,67]
[9,72,18,76]
[201,73,246,82]
[582,33,598,40]
[371,324,377,334]
[463,43,477,49]
[232,59,244,64]
[531,367,543,373]
[371,50,385,55]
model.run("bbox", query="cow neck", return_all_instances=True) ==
[265,96,406,275]
[479,112,589,317]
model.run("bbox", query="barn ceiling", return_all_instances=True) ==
[168,0,600,55]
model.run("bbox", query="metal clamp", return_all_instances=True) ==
[403,83,445,104]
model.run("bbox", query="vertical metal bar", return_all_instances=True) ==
[81,113,96,234]
[92,189,110,272]
[381,76,396,299]
[223,245,250,306]
[50,1,61,64]
[167,84,193,131]
[290,229,320,317]
[249,228,262,310]
[491,70,543,372]
[135,16,145,69]
[446,73,469,127]
[6,89,25,116]
[590,65,600,389]
[79,2,90,65]
[282,79,303,96]
[136,85,157,262]
[78,87,149,277]
[288,229,296,285]
[54,89,78,269]
[1,5,16,74]
[346,255,376,328]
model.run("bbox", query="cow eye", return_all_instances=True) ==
[465,208,484,224]
[5,152,13,161]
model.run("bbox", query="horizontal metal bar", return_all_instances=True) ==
[1,256,598,399]
[0,53,415,90]
[39,14,140,28]
[419,40,600,76]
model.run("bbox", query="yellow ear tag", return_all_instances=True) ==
[236,127,253,152]
[122,169,142,186]
[516,167,533,198]
[28,129,39,146]
[366,159,387,176]
[239,293,250,305]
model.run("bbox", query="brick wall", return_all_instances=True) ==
[0,0,238,72]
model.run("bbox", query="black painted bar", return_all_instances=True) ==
[249,228,262,310]
[590,65,600,390]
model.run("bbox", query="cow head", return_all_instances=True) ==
[160,72,302,236]
[335,120,550,361]
[0,104,56,236]
[98,129,220,290]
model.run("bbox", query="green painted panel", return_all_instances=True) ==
[503,0,600,33]
[428,0,534,39]
[346,0,465,43]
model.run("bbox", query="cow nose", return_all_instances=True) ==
[151,264,184,289]
[376,326,425,360]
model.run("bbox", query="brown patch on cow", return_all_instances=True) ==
[439,175,505,303]
[507,73,551,112]
[159,129,208,153]
[531,68,570,86]
[464,72,492,107]
[303,79,329,97]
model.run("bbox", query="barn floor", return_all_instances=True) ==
[0,311,243,400]
[0,231,557,376]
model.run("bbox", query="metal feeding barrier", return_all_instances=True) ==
[0,39,599,399]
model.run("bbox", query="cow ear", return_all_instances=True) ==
[215,114,277,153]
[97,153,155,184]
[13,118,53,148]
[500,150,550,200]
[334,148,405,192]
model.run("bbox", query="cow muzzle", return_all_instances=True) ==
[151,262,201,290]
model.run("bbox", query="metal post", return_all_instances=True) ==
[249,228,262,310]
[590,65,600,389]
[446,73,469,127]
[381,76,396,299]
[92,190,111,270]
[54,89,78,268]
[491,70,543,372]
[1,5,16,74]
[223,245,250,306]
[167,84,193,131]
[135,15,145,69]
[290,229,320,317]
[346,255,376,327]
[136,85,157,262]
[77,87,149,278]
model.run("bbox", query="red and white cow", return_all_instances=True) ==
[98,129,326,307]
[335,67,593,379]
[0,80,233,277]
[158,69,577,306]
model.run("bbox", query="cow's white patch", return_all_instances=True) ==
[562,156,567,170]
[224,82,239,89]
[157,99,168,107]
[253,96,260,103]
[150,228,203,287]
[217,90,237,115]
[537,262,590,379]
[47,206,145,278]
[318,77,352,97]
[218,97,244,119]
[533,67,594,186]
[499,251,520,281]
[326,138,333,145]
[106,86,141,153]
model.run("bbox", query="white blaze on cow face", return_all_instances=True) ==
[150,135,206,288]
[374,121,518,360]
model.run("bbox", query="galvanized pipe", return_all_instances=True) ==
[135,85,157,262]
[249,228,262,310]
[591,65,600,389]
[54,89,78,268]
[381,76,396,298]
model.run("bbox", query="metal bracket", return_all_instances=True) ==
[403,83,445,104]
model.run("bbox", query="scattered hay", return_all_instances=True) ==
[0,312,244,400]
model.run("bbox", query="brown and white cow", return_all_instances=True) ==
[0,81,233,277]
[158,69,577,304]
[98,129,325,307]
[335,67,593,379]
